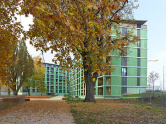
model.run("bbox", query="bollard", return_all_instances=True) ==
[150,91,151,105]
[142,92,144,104]
[162,91,163,108]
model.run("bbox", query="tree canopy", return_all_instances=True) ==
[0,0,23,83]
[31,56,46,96]
[23,56,46,95]
[2,40,34,95]
[21,0,139,102]
[148,71,159,91]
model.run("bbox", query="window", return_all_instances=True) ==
[23,87,28,92]
[137,29,140,36]
[33,89,35,92]
[122,27,127,35]
[106,57,111,64]
[137,49,140,57]
[106,77,111,85]
[122,67,127,76]
[137,41,140,47]
[137,58,140,66]
[122,57,127,66]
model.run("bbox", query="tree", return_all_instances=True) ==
[21,0,139,102]
[1,85,12,95]
[36,81,47,96]
[32,56,46,96]
[0,0,23,83]
[23,56,46,96]
[148,71,159,91]
[3,40,34,95]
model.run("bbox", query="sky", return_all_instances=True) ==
[21,0,166,90]
[134,0,166,89]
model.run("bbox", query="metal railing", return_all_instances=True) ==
[141,91,166,108]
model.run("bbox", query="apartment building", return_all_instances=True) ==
[69,20,147,97]
[19,63,69,95]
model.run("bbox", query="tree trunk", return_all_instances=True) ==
[26,87,30,96]
[83,66,96,102]
[8,88,11,96]
[11,85,18,96]
[13,90,18,96]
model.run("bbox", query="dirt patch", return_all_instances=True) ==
[0,100,75,124]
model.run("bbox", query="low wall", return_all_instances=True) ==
[0,95,25,109]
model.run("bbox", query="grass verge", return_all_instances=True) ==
[69,99,166,124]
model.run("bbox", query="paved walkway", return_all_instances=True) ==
[30,95,64,101]
[0,96,75,124]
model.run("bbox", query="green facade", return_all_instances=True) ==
[70,20,148,97]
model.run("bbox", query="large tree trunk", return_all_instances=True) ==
[11,85,18,96]
[83,66,97,102]
[13,90,18,96]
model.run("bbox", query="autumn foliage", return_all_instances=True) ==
[20,0,139,102]
[0,0,23,83]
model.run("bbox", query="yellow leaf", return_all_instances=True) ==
[92,78,96,82]
[87,4,93,9]
[70,25,75,31]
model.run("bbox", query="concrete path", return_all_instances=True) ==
[30,95,64,101]
[0,98,75,124]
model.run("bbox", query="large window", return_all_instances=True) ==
[122,67,127,76]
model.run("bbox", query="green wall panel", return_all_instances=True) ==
[111,67,121,75]
[127,88,140,94]
[127,77,137,86]
[140,49,147,58]
[140,68,147,76]
[127,58,137,66]
[127,68,137,76]
[127,48,137,57]
[140,58,147,67]
[111,77,121,85]
[140,30,147,39]
[141,39,147,48]
[111,87,121,96]
[140,78,147,86]
[111,57,121,65]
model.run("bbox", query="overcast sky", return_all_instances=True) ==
[134,0,166,89]
[20,0,166,90]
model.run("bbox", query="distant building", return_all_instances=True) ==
[19,63,69,95]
